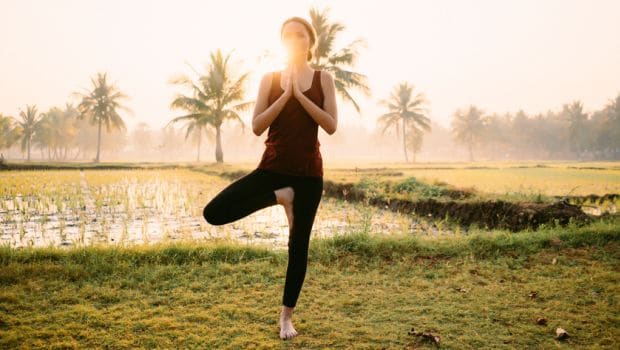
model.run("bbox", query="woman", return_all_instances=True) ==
[203,16,338,340]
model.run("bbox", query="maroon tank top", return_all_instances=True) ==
[256,69,324,177]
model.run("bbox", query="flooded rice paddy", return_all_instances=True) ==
[0,169,449,250]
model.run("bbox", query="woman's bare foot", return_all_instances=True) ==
[279,305,298,340]
[274,187,294,230]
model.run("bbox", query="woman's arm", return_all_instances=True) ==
[293,71,338,135]
[252,72,291,136]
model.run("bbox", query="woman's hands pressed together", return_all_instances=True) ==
[282,67,293,99]
[291,66,303,98]
[261,65,336,136]
[282,66,305,100]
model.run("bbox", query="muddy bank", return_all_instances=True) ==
[559,193,619,205]
[323,181,593,232]
[206,169,595,232]
[558,193,619,216]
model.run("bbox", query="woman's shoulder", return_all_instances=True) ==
[258,71,279,92]
[318,70,334,93]
[319,70,334,85]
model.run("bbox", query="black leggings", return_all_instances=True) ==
[203,168,323,308]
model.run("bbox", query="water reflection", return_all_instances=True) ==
[0,169,453,249]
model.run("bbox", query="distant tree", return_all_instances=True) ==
[561,101,589,159]
[405,125,424,162]
[73,72,132,163]
[603,93,620,157]
[33,104,79,160]
[480,113,510,160]
[377,82,431,162]
[167,109,209,163]
[17,105,43,161]
[451,105,487,161]
[131,122,155,151]
[0,114,22,157]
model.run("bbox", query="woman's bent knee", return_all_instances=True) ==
[203,202,226,225]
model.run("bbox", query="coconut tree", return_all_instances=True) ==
[451,105,487,161]
[561,101,589,158]
[377,82,431,162]
[164,120,214,162]
[34,104,79,160]
[0,114,21,160]
[32,112,53,160]
[73,72,131,163]
[17,105,43,161]
[405,125,425,163]
[308,6,370,113]
[168,49,252,163]
[166,94,212,162]
[604,93,620,157]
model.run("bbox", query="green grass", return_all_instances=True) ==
[1,217,618,349]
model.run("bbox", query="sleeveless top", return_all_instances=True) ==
[256,69,324,177]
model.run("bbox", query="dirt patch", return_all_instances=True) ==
[324,180,592,232]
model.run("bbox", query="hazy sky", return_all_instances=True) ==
[1,0,619,133]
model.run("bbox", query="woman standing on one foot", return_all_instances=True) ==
[202,16,338,340]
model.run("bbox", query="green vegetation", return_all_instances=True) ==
[1,218,618,348]
[0,161,617,347]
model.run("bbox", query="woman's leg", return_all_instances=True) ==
[279,176,323,339]
[203,169,281,225]
[282,176,323,307]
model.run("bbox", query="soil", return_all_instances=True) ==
[323,180,593,232]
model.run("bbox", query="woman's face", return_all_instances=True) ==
[281,21,310,61]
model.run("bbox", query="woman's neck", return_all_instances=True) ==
[286,59,311,73]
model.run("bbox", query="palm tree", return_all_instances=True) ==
[32,112,53,160]
[562,101,589,158]
[308,6,370,113]
[164,121,215,162]
[17,105,42,161]
[451,105,487,161]
[405,125,425,163]
[377,82,431,162]
[605,93,620,157]
[73,72,131,163]
[0,114,21,159]
[166,95,211,162]
[168,49,252,163]
[34,104,79,160]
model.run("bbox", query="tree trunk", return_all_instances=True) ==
[215,125,223,163]
[402,118,409,162]
[95,118,102,163]
[196,126,202,162]
[27,137,31,162]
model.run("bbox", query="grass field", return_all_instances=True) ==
[0,160,618,348]
[0,219,618,348]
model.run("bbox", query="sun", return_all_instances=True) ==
[244,45,288,95]
[253,45,288,76]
